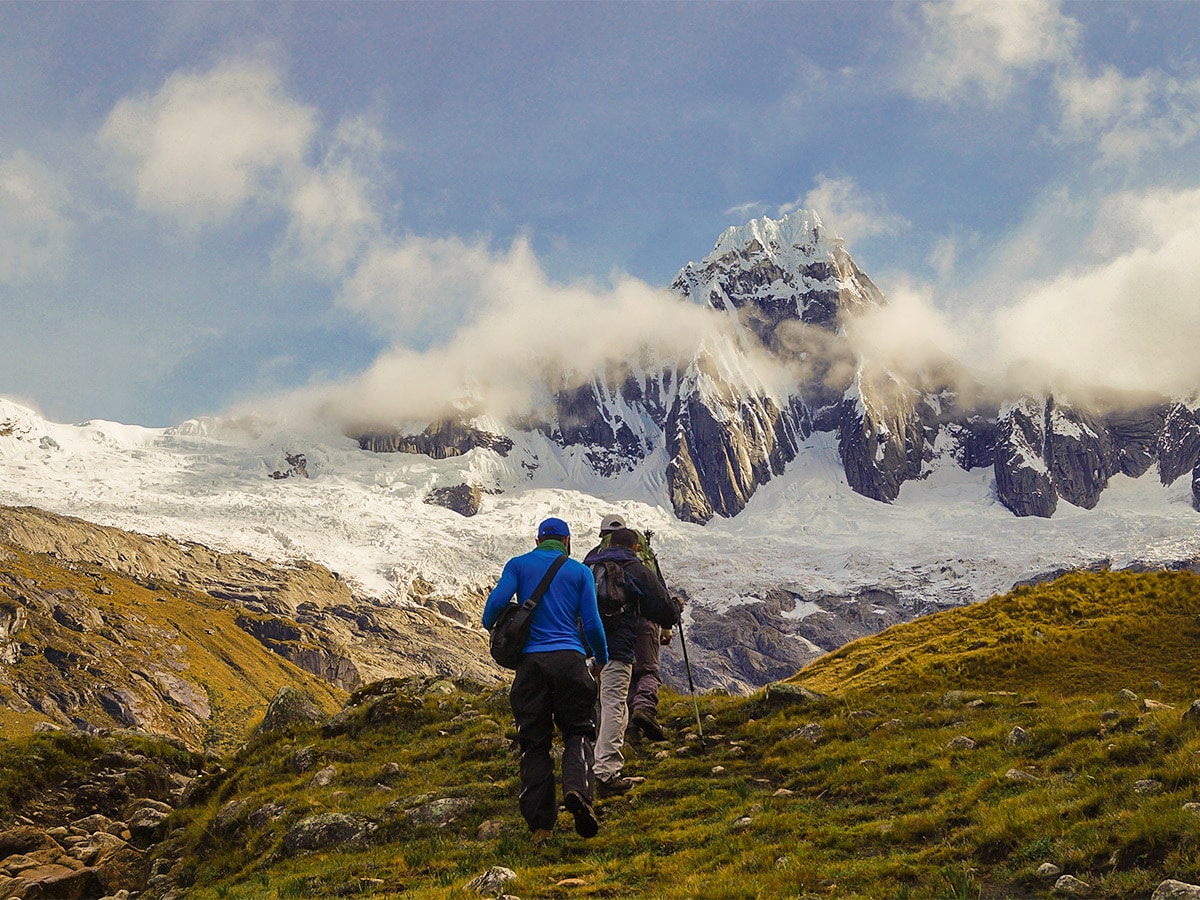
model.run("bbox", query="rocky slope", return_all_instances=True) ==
[346,210,1200,523]
[0,535,345,752]
[0,506,502,748]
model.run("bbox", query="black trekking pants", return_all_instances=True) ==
[509,649,597,832]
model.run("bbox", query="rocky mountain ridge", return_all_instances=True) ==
[350,210,1200,524]
[0,505,503,750]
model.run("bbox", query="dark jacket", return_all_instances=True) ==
[582,545,679,664]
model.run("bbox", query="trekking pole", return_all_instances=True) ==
[676,614,704,749]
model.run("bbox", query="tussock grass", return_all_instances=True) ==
[137,571,1200,896]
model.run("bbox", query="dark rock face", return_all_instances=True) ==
[664,355,802,524]
[837,389,935,504]
[1106,406,1166,477]
[1045,400,1116,510]
[270,452,309,480]
[1158,402,1200,485]
[236,613,362,691]
[946,415,998,470]
[660,586,929,693]
[550,380,651,477]
[994,400,1057,518]
[424,483,482,517]
[357,419,513,458]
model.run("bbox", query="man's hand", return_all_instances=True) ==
[660,629,673,646]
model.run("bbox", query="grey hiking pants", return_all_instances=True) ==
[627,616,662,717]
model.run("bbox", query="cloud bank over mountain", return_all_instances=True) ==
[2,3,1199,427]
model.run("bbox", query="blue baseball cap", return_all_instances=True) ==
[537,517,571,540]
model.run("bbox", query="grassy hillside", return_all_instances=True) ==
[0,542,344,751]
[148,569,1200,899]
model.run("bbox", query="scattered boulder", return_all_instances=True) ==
[0,826,61,857]
[941,691,979,707]
[466,865,517,897]
[1037,863,1063,878]
[1154,880,1200,900]
[126,803,171,847]
[1183,700,1200,727]
[1133,779,1163,795]
[253,686,324,737]
[247,803,287,830]
[212,799,252,837]
[403,797,473,827]
[310,765,338,787]
[281,814,375,856]
[1141,698,1174,712]
[1054,873,1092,896]
[789,723,825,743]
[1005,768,1040,783]
[476,820,505,841]
[1006,726,1030,747]
[946,736,977,751]
[290,746,318,773]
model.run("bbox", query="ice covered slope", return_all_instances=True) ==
[4,396,1198,621]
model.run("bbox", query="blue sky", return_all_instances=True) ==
[2,1,1200,427]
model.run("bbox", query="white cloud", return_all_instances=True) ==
[928,233,963,283]
[288,234,752,426]
[843,278,964,379]
[907,0,1078,102]
[905,0,1200,167]
[98,59,317,227]
[788,175,907,248]
[1056,65,1200,164]
[0,151,71,284]
[277,117,385,278]
[980,186,1200,399]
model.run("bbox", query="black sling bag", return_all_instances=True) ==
[488,553,568,670]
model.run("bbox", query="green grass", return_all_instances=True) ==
[13,568,1200,898]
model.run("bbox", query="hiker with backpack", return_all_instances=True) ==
[481,517,608,844]
[588,514,678,742]
[583,526,682,796]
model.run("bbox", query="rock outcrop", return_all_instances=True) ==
[357,418,513,459]
[424,483,483,517]
[993,400,1057,518]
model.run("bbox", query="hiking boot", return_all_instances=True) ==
[596,775,634,797]
[631,710,666,742]
[563,790,599,838]
[531,828,553,846]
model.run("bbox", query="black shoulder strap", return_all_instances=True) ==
[521,554,568,611]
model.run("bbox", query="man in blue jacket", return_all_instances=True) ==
[482,517,608,844]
